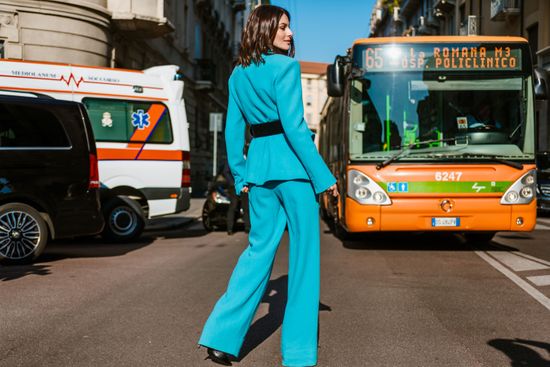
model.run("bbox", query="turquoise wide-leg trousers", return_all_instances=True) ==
[199,179,320,367]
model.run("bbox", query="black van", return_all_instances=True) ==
[0,92,104,264]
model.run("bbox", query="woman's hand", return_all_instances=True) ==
[326,184,338,197]
[241,186,249,194]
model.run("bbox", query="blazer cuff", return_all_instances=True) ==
[234,181,247,196]
[312,175,337,195]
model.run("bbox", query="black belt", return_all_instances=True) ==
[249,120,283,138]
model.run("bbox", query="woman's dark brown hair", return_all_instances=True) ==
[237,5,295,67]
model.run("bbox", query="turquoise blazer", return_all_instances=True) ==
[225,54,336,195]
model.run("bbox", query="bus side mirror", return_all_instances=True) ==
[327,59,344,97]
[534,67,548,100]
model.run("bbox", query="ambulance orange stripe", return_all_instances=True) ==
[0,73,163,90]
[0,85,168,101]
[97,148,182,161]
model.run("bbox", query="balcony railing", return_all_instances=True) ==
[490,0,520,21]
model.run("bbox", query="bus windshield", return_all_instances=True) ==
[349,45,535,162]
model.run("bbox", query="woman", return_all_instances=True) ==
[198,5,338,367]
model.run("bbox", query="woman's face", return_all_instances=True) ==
[273,14,293,51]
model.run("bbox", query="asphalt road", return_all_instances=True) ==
[1,216,549,367]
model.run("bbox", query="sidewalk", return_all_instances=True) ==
[145,198,206,231]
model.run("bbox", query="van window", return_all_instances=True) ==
[0,102,70,148]
[83,98,173,144]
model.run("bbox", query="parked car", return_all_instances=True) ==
[202,172,245,231]
[0,91,104,264]
[536,151,550,214]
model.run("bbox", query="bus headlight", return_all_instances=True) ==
[348,170,391,205]
[373,191,386,203]
[523,174,535,185]
[505,191,519,203]
[355,187,370,199]
[520,187,533,198]
[500,170,536,205]
[353,175,367,185]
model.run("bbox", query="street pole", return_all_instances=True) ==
[210,112,223,177]
[213,118,217,177]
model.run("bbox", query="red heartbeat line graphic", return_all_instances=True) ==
[60,73,84,88]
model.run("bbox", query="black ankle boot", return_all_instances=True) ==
[206,348,232,366]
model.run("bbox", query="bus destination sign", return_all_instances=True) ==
[359,44,522,72]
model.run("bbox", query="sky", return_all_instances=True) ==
[270,0,377,64]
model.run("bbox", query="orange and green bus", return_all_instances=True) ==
[320,36,548,241]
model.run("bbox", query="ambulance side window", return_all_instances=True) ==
[83,98,173,144]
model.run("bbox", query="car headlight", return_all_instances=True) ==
[213,191,231,204]
[500,169,536,205]
[348,170,391,205]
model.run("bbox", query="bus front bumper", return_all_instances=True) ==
[344,197,536,232]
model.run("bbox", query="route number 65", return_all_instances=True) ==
[435,171,463,181]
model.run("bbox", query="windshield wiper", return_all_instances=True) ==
[376,137,460,170]
[453,153,524,170]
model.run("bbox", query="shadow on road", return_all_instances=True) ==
[488,338,550,366]
[0,263,51,281]
[0,236,155,281]
[333,231,519,252]
[0,219,214,282]
[145,220,211,239]
[237,275,331,362]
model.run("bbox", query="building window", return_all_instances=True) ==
[527,23,539,66]
[306,95,313,106]
[0,40,4,58]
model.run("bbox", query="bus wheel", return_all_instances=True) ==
[334,220,351,241]
[464,232,496,243]
[0,203,49,264]
[102,197,144,242]
[320,205,330,221]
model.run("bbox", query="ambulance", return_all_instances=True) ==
[0,60,191,241]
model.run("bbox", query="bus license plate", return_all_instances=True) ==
[432,217,460,227]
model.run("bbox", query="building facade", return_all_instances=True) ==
[299,61,328,147]
[0,0,248,195]
[369,0,550,151]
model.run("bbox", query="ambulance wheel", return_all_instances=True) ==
[0,203,49,264]
[464,232,496,243]
[102,198,144,242]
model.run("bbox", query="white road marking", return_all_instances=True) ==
[486,251,550,271]
[516,252,550,267]
[527,275,550,287]
[475,251,550,311]
[535,223,550,230]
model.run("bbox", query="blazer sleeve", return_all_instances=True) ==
[224,80,247,195]
[274,59,336,194]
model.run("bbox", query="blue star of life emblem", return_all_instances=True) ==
[131,110,150,130]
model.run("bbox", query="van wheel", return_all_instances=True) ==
[0,203,48,264]
[102,198,144,242]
